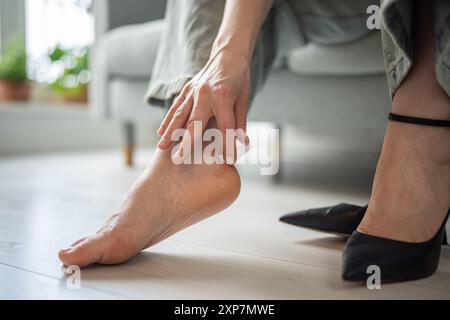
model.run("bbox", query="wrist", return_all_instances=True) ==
[211,33,254,64]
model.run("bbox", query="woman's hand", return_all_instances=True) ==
[157,48,251,164]
[157,0,273,164]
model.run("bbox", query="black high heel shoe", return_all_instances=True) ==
[279,203,367,236]
[342,112,450,283]
[279,203,448,244]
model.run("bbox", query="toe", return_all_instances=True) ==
[70,237,87,247]
[59,233,108,267]
[59,225,142,267]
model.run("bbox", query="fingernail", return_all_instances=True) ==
[60,247,72,252]
[226,155,235,165]
[245,135,250,145]
[157,127,163,136]
[157,136,167,148]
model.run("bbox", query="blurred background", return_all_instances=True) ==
[0,0,389,193]
[0,0,166,157]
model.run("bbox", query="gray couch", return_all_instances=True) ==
[90,16,391,167]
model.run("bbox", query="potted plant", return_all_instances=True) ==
[0,38,30,102]
[48,46,90,104]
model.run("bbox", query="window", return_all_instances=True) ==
[25,0,94,84]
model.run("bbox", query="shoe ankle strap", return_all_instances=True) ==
[388,112,450,127]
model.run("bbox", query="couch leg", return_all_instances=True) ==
[122,121,135,167]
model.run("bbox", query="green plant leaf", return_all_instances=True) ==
[48,46,66,62]
[48,46,90,97]
[0,37,28,82]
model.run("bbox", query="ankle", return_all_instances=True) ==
[392,89,450,121]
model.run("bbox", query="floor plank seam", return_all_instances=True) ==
[166,238,342,272]
[0,261,126,299]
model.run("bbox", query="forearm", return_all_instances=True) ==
[211,0,273,62]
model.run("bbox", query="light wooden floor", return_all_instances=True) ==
[0,150,449,299]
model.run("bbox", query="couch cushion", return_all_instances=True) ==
[109,78,165,121]
[287,31,384,76]
[97,20,164,79]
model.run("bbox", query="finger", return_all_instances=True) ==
[210,86,236,164]
[215,103,236,165]
[174,104,211,164]
[157,95,194,150]
[157,84,191,136]
[234,84,250,145]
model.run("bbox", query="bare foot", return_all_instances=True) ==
[58,148,240,267]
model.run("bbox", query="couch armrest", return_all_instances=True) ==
[90,19,164,118]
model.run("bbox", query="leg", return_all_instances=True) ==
[59,121,241,267]
[357,0,450,242]
[122,121,135,167]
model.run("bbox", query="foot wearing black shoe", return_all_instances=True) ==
[342,113,450,283]
[279,203,448,245]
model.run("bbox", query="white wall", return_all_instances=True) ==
[0,103,158,156]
